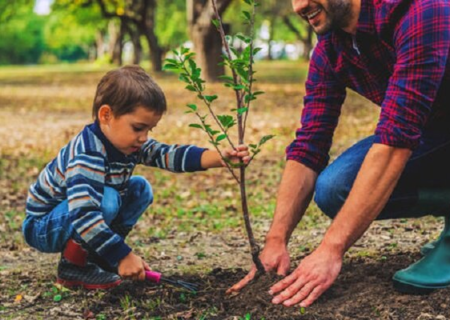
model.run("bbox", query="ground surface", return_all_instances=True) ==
[1,62,449,319]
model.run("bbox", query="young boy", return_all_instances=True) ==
[22,65,249,289]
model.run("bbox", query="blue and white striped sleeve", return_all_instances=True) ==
[138,140,207,172]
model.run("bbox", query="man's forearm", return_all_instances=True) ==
[321,144,412,254]
[266,160,318,245]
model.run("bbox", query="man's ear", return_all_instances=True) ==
[98,105,112,123]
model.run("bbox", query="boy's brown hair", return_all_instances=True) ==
[92,65,166,119]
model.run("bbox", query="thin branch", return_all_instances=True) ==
[179,58,237,150]
[243,3,257,138]
[194,112,240,183]
[211,0,245,144]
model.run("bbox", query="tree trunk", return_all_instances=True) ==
[282,16,314,61]
[191,24,224,81]
[140,0,163,72]
[109,20,124,65]
[123,22,142,65]
[302,25,313,60]
[131,29,142,65]
[95,31,105,60]
[187,0,232,82]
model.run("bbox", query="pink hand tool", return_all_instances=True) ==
[145,270,199,292]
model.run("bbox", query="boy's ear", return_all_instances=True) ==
[98,105,112,123]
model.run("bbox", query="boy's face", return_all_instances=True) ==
[99,105,162,155]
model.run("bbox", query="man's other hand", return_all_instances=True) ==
[270,245,342,307]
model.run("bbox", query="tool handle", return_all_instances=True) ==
[145,270,162,283]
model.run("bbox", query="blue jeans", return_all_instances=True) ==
[22,176,153,253]
[315,132,450,220]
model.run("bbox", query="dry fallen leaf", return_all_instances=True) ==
[14,294,23,303]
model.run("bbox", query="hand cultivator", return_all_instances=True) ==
[145,271,199,292]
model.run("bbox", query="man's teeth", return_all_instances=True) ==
[307,8,322,19]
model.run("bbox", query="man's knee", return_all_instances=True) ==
[314,169,348,219]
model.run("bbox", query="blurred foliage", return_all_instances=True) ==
[0,2,46,64]
[0,0,312,65]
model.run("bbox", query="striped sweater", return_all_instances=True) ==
[26,122,206,266]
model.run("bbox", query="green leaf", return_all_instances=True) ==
[204,95,218,103]
[186,85,197,92]
[179,74,190,83]
[189,124,203,129]
[233,85,246,90]
[259,135,275,146]
[242,11,251,21]
[218,75,234,82]
[164,58,178,64]
[217,115,236,128]
[253,91,264,95]
[188,59,197,73]
[185,52,196,60]
[253,47,262,55]
[212,19,220,28]
[249,144,257,149]
[162,64,179,71]
[237,107,248,115]
[53,294,62,302]
[186,104,197,112]
[216,134,227,142]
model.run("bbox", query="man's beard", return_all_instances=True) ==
[314,0,353,35]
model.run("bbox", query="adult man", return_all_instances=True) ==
[229,0,450,308]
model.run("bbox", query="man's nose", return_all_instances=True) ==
[292,0,309,15]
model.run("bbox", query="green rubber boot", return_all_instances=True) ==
[393,216,450,294]
[412,189,450,255]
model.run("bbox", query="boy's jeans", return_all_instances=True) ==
[314,131,450,220]
[22,176,153,253]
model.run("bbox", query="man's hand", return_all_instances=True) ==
[270,245,342,308]
[227,240,290,293]
[118,252,150,281]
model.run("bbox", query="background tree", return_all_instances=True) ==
[187,0,233,81]
[0,2,46,64]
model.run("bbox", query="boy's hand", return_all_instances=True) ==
[118,252,150,281]
[222,144,251,166]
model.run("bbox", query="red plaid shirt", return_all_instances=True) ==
[286,0,450,173]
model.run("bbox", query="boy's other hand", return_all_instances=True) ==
[118,252,147,281]
[222,144,250,166]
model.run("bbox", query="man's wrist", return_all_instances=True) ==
[319,237,347,256]
[265,233,288,247]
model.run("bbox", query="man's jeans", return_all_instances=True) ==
[22,176,153,253]
[315,132,450,220]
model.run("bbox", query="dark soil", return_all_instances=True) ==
[12,252,447,320]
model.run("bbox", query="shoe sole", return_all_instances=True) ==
[56,278,122,290]
[392,279,446,295]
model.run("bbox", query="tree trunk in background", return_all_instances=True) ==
[109,20,124,65]
[302,25,313,60]
[123,20,142,65]
[95,31,105,60]
[138,0,163,72]
[96,0,164,72]
[282,15,314,61]
[187,0,232,82]
[130,27,142,65]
